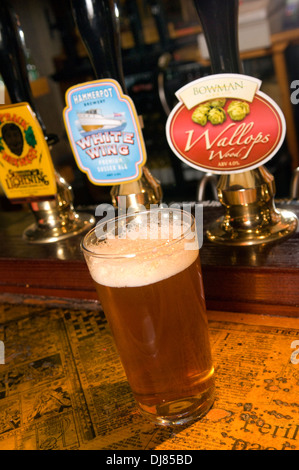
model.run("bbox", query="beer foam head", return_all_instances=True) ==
[82,210,199,288]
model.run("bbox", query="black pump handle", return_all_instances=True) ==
[70,0,127,91]
[0,0,58,144]
[193,0,243,74]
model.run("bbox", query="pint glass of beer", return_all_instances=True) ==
[82,208,215,425]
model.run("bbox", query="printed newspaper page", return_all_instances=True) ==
[0,296,298,450]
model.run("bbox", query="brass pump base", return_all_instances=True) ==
[207,208,298,246]
[23,174,95,244]
[110,166,162,211]
[206,166,298,246]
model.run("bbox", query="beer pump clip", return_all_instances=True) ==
[166,0,297,246]
[0,0,95,243]
[64,0,162,212]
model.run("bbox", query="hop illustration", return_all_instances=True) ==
[227,100,250,121]
[207,107,226,125]
[192,103,211,126]
[191,98,250,126]
[209,98,227,108]
[192,99,227,126]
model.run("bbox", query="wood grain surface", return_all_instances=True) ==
[0,201,298,316]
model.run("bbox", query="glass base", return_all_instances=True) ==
[137,385,215,426]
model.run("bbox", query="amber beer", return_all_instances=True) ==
[82,209,215,425]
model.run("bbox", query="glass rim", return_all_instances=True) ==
[81,208,196,259]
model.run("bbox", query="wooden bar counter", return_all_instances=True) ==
[0,200,298,316]
[0,200,299,450]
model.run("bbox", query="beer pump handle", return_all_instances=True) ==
[0,0,57,145]
[70,0,127,92]
[70,0,163,208]
[0,0,95,241]
[193,0,242,74]
[192,0,298,245]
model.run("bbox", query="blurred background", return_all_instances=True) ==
[2,0,299,210]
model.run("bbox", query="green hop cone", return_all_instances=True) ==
[191,104,210,126]
[196,103,212,114]
[207,107,226,125]
[227,101,250,121]
[209,98,226,108]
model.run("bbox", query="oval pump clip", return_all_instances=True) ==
[165,0,297,245]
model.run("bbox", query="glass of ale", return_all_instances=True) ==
[81,208,215,425]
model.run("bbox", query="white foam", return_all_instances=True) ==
[84,228,198,288]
